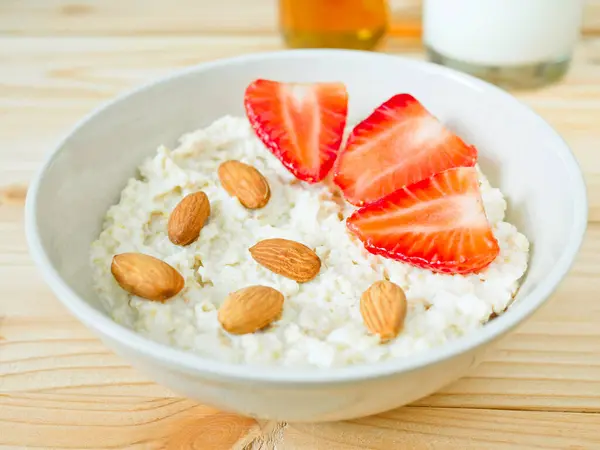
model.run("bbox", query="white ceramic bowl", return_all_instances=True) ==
[26,50,587,422]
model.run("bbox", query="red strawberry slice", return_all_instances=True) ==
[334,94,477,206]
[244,79,348,183]
[346,167,499,274]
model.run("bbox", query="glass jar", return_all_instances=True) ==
[423,0,584,89]
[279,0,389,51]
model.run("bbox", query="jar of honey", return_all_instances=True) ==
[279,0,389,50]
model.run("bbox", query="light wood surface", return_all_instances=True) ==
[2,1,600,449]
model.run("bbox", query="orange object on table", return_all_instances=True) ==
[279,0,389,50]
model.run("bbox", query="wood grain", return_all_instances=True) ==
[0,393,276,449]
[0,0,278,36]
[283,408,600,449]
[2,0,600,36]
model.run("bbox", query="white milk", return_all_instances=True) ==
[423,0,584,66]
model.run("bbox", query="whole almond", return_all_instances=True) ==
[249,238,321,283]
[218,160,270,209]
[111,253,184,302]
[168,191,210,246]
[218,285,284,334]
[360,280,407,342]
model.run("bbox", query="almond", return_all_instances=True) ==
[249,238,321,283]
[218,160,270,209]
[111,253,184,302]
[218,285,284,334]
[168,191,210,246]
[360,280,407,342]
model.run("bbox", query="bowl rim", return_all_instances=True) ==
[25,49,588,384]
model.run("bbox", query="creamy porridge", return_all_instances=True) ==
[91,114,529,368]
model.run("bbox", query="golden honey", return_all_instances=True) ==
[279,0,389,50]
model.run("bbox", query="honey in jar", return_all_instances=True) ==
[279,0,389,50]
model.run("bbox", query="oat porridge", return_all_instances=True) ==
[90,80,529,368]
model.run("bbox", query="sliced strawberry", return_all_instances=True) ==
[347,167,499,274]
[244,79,348,183]
[334,94,477,206]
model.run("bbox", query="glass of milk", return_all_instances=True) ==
[423,0,584,88]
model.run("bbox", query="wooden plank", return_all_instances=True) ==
[0,393,276,450]
[0,0,278,36]
[283,408,600,449]
[4,394,599,450]
[1,0,599,36]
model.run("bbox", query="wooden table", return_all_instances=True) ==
[2,1,600,448]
